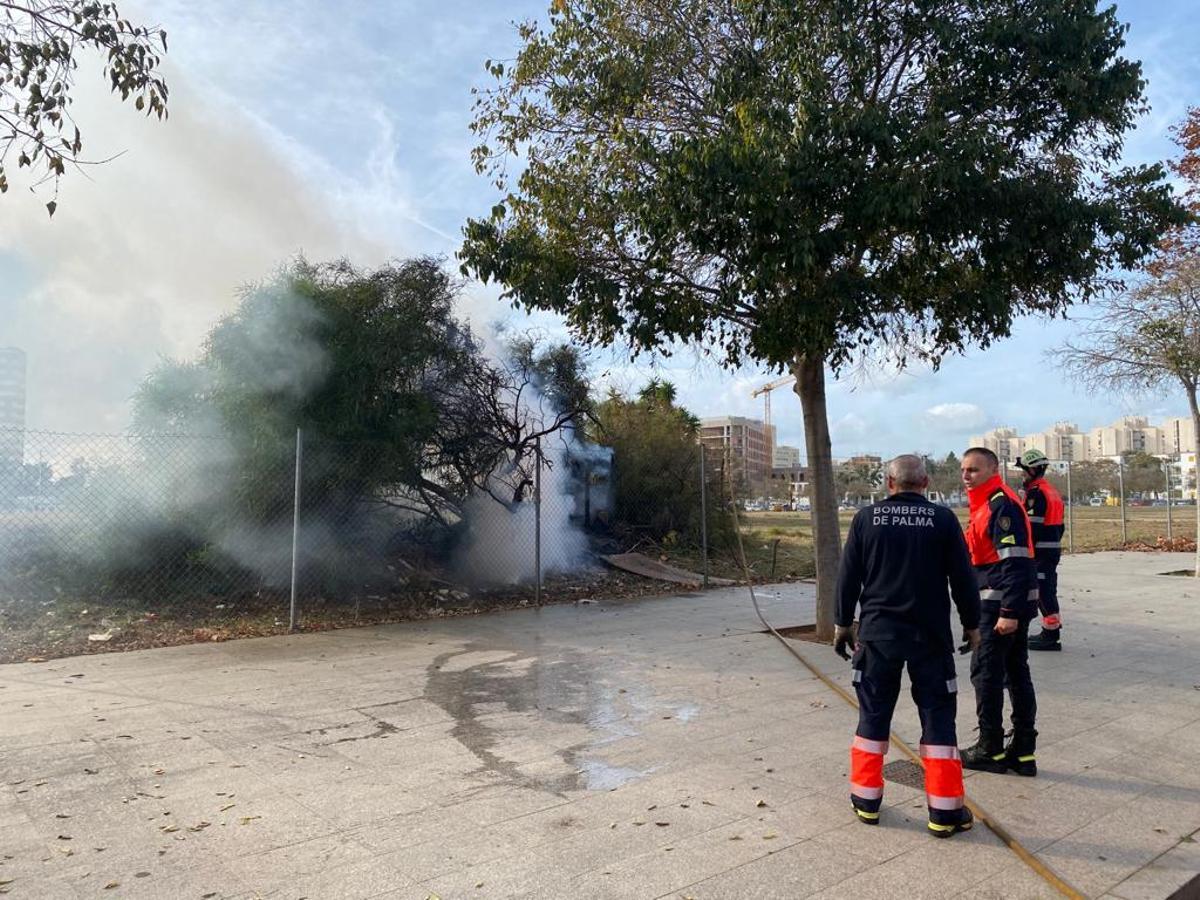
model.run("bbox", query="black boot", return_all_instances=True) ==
[1028,628,1061,651]
[929,806,973,839]
[1005,729,1038,777]
[961,731,1007,773]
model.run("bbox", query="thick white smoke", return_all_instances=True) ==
[455,434,593,586]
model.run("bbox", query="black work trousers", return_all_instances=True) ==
[853,639,959,746]
[1036,550,1061,620]
[970,603,1037,736]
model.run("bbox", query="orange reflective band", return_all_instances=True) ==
[850,746,884,791]
[923,756,964,800]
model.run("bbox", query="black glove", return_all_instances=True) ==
[958,627,981,655]
[834,624,857,660]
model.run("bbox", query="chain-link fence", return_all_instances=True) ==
[1,430,1195,660]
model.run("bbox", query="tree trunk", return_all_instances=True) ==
[791,353,842,642]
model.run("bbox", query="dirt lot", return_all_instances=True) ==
[742,504,1199,552]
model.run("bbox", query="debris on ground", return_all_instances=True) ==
[1123,536,1197,553]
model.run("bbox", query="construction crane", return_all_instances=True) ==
[751,374,795,430]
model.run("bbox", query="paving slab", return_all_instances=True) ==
[0,551,1196,898]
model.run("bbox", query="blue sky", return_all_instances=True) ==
[0,0,1197,456]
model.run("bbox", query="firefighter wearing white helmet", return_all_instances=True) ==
[1017,449,1066,651]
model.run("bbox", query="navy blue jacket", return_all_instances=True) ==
[836,492,981,649]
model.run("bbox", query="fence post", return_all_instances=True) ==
[1066,460,1074,554]
[1118,461,1127,546]
[534,437,542,607]
[289,427,303,632]
[1002,459,1009,488]
[699,444,709,589]
[1165,460,1173,542]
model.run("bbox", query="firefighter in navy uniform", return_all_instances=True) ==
[1018,449,1066,651]
[835,455,981,838]
[959,447,1039,777]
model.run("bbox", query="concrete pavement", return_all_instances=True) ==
[1,552,1198,899]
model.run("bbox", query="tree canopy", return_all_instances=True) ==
[133,257,593,529]
[1,0,169,213]
[462,0,1182,371]
[460,0,1187,634]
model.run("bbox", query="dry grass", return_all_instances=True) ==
[741,505,1198,554]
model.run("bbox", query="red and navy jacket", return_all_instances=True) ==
[1023,475,1065,555]
[965,475,1037,619]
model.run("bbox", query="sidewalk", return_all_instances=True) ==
[0,552,1197,899]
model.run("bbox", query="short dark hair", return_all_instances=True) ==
[964,447,999,467]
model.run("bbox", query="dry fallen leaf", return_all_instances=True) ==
[239,816,261,825]
[763,831,778,840]
[104,882,119,890]
[219,804,236,812]
[756,800,768,808]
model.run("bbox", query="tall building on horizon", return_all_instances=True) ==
[773,444,801,468]
[970,415,1194,463]
[699,415,776,495]
[0,346,27,464]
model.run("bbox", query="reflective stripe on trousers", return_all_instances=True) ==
[980,588,1039,602]
[850,735,887,809]
[997,547,1031,559]
[920,743,965,815]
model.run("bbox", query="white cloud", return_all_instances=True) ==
[923,403,987,431]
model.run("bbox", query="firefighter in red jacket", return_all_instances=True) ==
[959,447,1039,776]
[1017,449,1066,651]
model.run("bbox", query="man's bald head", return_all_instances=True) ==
[887,454,929,494]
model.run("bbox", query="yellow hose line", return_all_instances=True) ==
[725,494,1084,899]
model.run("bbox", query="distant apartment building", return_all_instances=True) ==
[971,415,1195,464]
[968,426,1025,462]
[0,347,26,464]
[1086,416,1166,458]
[847,454,884,470]
[769,464,809,503]
[1164,416,1198,456]
[1178,451,1198,502]
[773,445,801,468]
[1023,422,1088,462]
[699,416,776,494]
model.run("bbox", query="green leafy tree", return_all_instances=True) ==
[1,0,169,213]
[590,384,724,547]
[135,257,593,532]
[924,451,962,500]
[460,0,1185,636]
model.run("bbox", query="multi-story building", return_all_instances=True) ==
[1177,451,1197,502]
[769,465,809,504]
[1023,422,1087,462]
[0,347,26,465]
[1163,416,1198,455]
[972,416,1194,463]
[968,427,1025,462]
[699,416,776,495]
[773,445,801,468]
[1086,416,1166,459]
